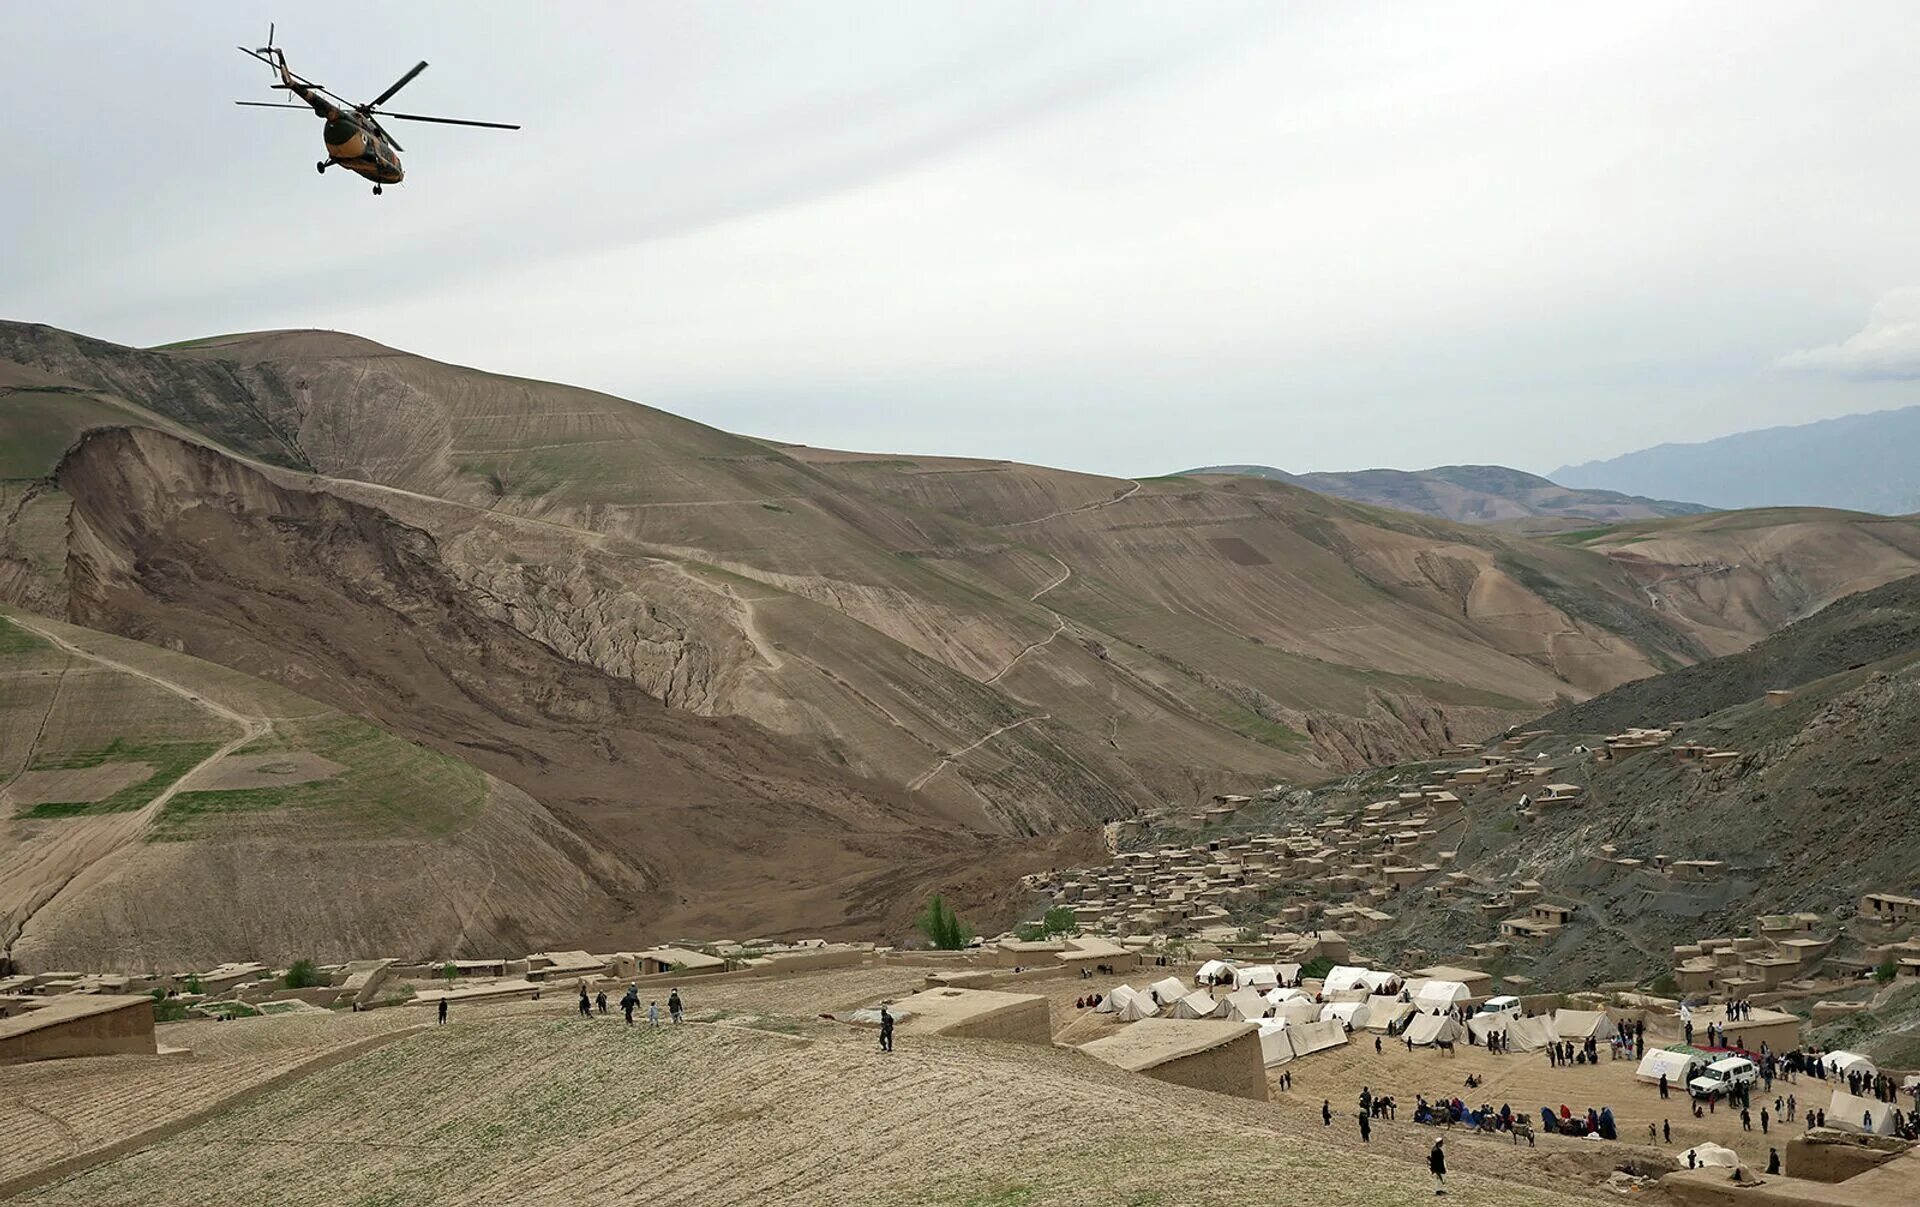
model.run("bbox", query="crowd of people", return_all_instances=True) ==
[576,981,682,1027]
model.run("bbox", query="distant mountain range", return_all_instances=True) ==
[1181,464,1708,525]
[1554,405,1920,515]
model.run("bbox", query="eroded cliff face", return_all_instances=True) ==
[49,427,1080,944]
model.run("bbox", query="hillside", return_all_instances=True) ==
[6,321,1920,961]
[1554,404,1920,514]
[1183,463,1706,525]
[0,607,633,972]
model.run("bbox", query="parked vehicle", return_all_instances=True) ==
[1689,1056,1758,1099]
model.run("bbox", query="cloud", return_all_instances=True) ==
[1779,289,1920,379]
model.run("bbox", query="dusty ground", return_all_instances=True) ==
[7,967,1619,1207]
[2,763,155,806]
[179,751,347,791]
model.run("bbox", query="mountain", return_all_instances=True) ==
[1183,463,1707,525]
[6,320,1920,964]
[1553,405,1920,514]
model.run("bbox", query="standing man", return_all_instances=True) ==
[578,983,593,1019]
[621,983,638,1027]
[880,1003,895,1053]
[1359,1110,1371,1143]
[1322,1099,1332,1127]
[1660,1072,1669,1100]
[668,988,684,1024]
[438,996,448,1025]
[647,999,660,1027]
[1429,1137,1447,1195]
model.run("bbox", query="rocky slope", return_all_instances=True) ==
[1183,463,1707,525]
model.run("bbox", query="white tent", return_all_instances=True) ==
[1256,1019,1295,1066]
[1503,1015,1554,1052]
[1822,1051,1877,1078]
[1275,962,1302,987]
[1636,1049,1707,1086]
[1172,990,1223,1020]
[1358,969,1403,994]
[1223,988,1272,1021]
[1273,998,1321,1025]
[1195,959,1235,986]
[1680,1143,1740,1170]
[1320,1001,1372,1030]
[1550,1009,1618,1042]
[1286,1017,1350,1057]
[1116,991,1160,1021]
[1465,1014,1508,1048]
[1094,985,1135,1014]
[1148,977,1189,1006]
[1320,965,1373,995]
[1233,964,1280,991]
[1413,980,1471,1012]
[1405,1013,1463,1046]
[1264,986,1311,1007]
[1827,1089,1897,1136]
[1368,1000,1416,1032]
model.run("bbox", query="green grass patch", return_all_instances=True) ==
[17,739,223,817]
[1546,526,1619,545]
[0,616,49,654]
[154,715,486,840]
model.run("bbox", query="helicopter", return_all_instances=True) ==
[236,27,518,194]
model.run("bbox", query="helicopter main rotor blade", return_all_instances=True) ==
[369,60,429,109]
[373,111,521,130]
[234,101,313,110]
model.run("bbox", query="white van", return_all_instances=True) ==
[1689,1056,1758,1099]
[1477,995,1522,1019]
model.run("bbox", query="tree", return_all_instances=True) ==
[442,961,459,982]
[915,895,971,950]
[1042,906,1077,935]
[1874,959,1897,985]
[283,959,323,989]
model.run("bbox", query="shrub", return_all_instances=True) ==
[1012,922,1048,942]
[1649,972,1679,997]
[1300,956,1335,981]
[442,961,459,981]
[283,958,323,989]
[915,895,971,950]
[183,974,203,995]
[149,989,192,1023]
[1042,906,1077,935]
[1874,959,1897,985]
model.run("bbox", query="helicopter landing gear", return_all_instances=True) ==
[372,184,383,195]
[316,160,329,175]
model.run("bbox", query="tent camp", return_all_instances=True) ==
[1233,964,1281,992]
[1172,990,1223,1020]
[1822,1051,1877,1078]
[1319,1001,1372,1030]
[1551,1009,1618,1042]
[1636,1048,1708,1086]
[1148,977,1189,1006]
[1094,985,1135,1014]
[1404,1013,1463,1046]
[1286,1017,1350,1057]
[1195,959,1235,985]
[1256,1019,1294,1066]
[1827,1089,1897,1136]
[1117,991,1160,1021]
[1223,988,1272,1022]
[1413,979,1471,1012]
[1680,1143,1740,1170]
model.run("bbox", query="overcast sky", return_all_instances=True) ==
[7,1,1920,477]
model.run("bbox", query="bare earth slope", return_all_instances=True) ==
[6,321,1919,960]
[0,607,630,972]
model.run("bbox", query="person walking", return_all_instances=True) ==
[1322,1099,1333,1127]
[578,984,593,1019]
[595,990,608,1016]
[879,1004,895,1053]
[438,997,448,1025]
[1358,1111,1371,1143]
[1768,1148,1781,1175]
[1761,1107,1769,1134]
[1376,1035,1383,1055]
[621,984,638,1027]
[1429,1138,1447,1195]
[1663,1119,1671,1143]
[1660,1072,1669,1100]
[647,1000,660,1027]
[668,988,684,1024]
